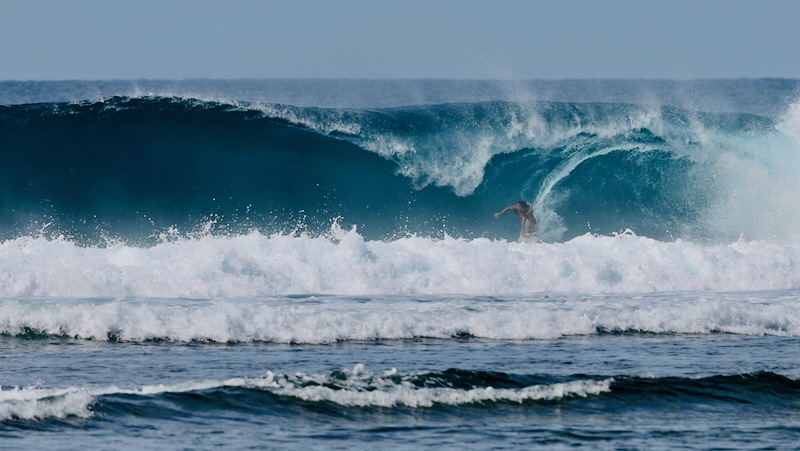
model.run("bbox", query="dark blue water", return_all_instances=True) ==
[1,79,800,449]
[3,331,800,449]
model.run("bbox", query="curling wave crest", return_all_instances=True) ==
[4,95,800,242]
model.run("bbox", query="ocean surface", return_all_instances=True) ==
[1,79,800,449]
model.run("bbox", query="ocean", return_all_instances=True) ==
[1,78,800,449]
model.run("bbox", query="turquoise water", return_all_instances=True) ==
[1,79,800,449]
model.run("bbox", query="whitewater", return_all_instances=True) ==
[1,227,800,298]
[2,79,800,450]
[3,291,800,344]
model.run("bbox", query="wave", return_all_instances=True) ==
[3,367,798,422]
[2,277,800,342]
[2,95,799,244]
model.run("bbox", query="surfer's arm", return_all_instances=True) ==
[494,206,515,217]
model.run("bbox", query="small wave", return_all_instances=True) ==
[4,367,798,422]
[0,367,611,422]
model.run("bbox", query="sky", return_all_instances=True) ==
[1,0,799,80]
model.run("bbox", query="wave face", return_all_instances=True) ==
[2,94,799,246]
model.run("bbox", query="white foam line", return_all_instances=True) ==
[0,370,613,420]
[3,289,800,343]
[268,378,613,408]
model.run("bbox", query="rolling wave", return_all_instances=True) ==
[3,367,797,422]
[2,95,798,243]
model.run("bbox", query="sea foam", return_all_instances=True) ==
[1,289,799,343]
[1,226,799,299]
[0,385,95,421]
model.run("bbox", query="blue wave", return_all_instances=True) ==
[3,369,797,426]
[1,96,797,243]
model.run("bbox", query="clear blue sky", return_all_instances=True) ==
[1,0,798,80]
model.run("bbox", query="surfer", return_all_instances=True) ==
[495,200,538,239]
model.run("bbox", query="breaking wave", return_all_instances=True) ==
[1,95,799,243]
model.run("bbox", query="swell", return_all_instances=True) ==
[1,96,797,244]
[2,368,798,423]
